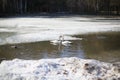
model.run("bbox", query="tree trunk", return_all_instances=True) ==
[20,0,23,14]
[2,0,7,12]
[24,0,27,13]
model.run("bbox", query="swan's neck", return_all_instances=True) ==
[59,35,64,42]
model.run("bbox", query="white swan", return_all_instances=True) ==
[50,35,72,46]
[61,40,72,46]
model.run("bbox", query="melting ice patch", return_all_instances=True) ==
[0,38,6,45]
[0,17,120,45]
[0,57,120,80]
[6,32,81,44]
[0,38,2,43]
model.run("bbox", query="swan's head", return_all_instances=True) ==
[59,35,64,41]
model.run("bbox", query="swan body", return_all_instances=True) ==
[62,40,71,44]
[62,41,71,46]
[50,40,61,44]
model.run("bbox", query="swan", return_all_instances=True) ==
[50,35,72,46]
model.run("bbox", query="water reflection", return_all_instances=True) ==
[79,32,120,62]
[0,40,84,60]
[0,31,120,63]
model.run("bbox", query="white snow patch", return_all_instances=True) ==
[0,57,119,80]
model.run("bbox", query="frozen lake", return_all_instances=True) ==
[0,15,120,62]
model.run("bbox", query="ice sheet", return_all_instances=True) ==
[0,17,120,45]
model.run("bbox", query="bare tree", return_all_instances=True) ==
[2,0,7,12]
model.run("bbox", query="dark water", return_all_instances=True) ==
[0,31,120,63]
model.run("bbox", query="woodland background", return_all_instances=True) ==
[0,0,120,16]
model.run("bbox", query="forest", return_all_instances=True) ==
[0,0,120,16]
